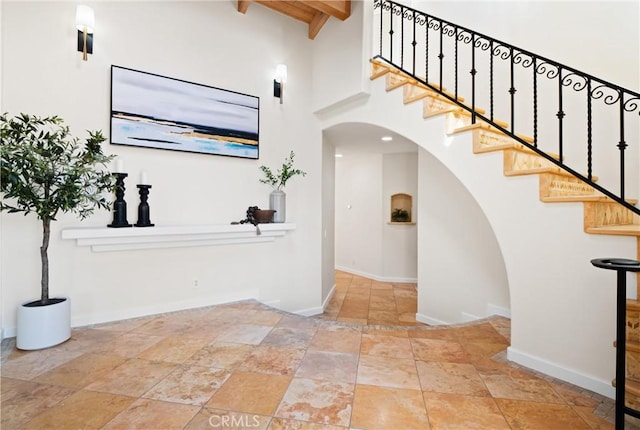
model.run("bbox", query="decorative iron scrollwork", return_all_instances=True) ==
[456,29,473,45]
[535,61,560,79]
[474,36,492,52]
[561,72,589,92]
[624,96,640,115]
[513,51,534,68]
[492,43,512,61]
[591,84,621,105]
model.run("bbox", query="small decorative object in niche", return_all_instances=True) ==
[110,65,259,159]
[390,193,413,223]
[259,151,307,223]
[391,208,410,222]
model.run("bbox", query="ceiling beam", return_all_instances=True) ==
[309,11,330,39]
[238,0,251,14]
[255,1,316,23]
[304,0,351,21]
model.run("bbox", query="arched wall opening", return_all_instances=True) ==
[322,121,511,325]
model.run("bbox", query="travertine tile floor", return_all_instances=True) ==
[0,271,630,429]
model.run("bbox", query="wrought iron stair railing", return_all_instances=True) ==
[373,0,640,216]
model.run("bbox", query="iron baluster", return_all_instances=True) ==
[509,47,516,134]
[454,27,459,100]
[557,66,565,164]
[379,0,383,56]
[490,40,494,122]
[400,5,404,69]
[587,79,593,181]
[389,3,394,63]
[533,57,538,147]
[425,16,429,83]
[471,33,476,124]
[439,19,444,93]
[618,92,627,201]
[411,11,416,76]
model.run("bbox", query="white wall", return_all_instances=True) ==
[418,148,510,323]
[335,153,384,277]
[321,136,336,304]
[311,0,372,113]
[1,1,324,335]
[382,153,418,281]
[334,150,418,282]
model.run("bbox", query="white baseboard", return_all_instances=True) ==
[323,284,336,311]
[3,289,261,338]
[335,266,417,284]
[487,303,511,318]
[294,306,324,317]
[416,313,449,326]
[507,346,614,399]
[460,312,481,322]
[291,284,335,317]
[262,300,281,309]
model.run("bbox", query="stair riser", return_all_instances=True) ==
[539,173,595,199]
[584,202,637,228]
[386,73,412,91]
[424,96,458,118]
[403,84,436,104]
[470,129,519,154]
[628,350,640,382]
[503,149,556,174]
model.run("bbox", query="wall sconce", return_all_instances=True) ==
[76,5,95,61]
[273,64,287,104]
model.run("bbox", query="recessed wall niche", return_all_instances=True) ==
[389,193,414,224]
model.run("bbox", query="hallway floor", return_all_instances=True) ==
[0,273,623,429]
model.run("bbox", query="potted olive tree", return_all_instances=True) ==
[259,150,306,223]
[0,113,115,350]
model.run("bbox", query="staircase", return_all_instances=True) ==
[371,56,640,421]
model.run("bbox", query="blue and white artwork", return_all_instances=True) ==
[110,66,259,159]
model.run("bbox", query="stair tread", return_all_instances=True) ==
[586,224,640,236]
[505,166,566,177]
[542,195,625,204]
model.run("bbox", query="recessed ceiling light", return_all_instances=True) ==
[335,153,343,158]
[381,136,393,141]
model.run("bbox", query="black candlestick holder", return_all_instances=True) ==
[135,184,154,227]
[108,173,132,228]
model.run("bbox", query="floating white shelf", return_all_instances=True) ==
[61,223,296,252]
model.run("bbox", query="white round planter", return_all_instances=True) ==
[16,297,71,350]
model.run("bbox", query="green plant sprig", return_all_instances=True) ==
[259,150,307,191]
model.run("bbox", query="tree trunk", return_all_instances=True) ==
[41,218,50,304]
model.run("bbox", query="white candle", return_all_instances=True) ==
[140,170,148,184]
[115,159,124,173]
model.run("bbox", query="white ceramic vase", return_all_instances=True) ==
[17,297,71,350]
[270,190,286,223]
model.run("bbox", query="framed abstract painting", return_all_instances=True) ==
[110,66,259,159]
